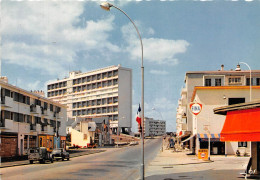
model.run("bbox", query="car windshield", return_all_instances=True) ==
[30,149,38,153]
[52,149,61,153]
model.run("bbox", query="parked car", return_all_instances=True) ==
[50,148,69,161]
[28,147,53,164]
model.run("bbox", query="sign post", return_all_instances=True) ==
[189,102,203,156]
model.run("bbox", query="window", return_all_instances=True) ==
[246,78,253,86]
[50,104,53,112]
[257,78,260,86]
[228,98,245,105]
[238,142,247,147]
[215,78,221,86]
[205,79,211,86]
[229,77,241,85]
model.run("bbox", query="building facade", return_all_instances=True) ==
[176,64,260,155]
[47,65,132,134]
[144,117,166,137]
[0,79,67,158]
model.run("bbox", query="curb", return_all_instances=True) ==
[0,149,107,169]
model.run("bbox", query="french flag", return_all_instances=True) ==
[136,104,141,125]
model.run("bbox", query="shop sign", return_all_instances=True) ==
[198,149,208,160]
[190,102,202,115]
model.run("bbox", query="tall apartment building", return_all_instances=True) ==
[47,65,132,134]
[144,117,166,137]
[176,64,260,155]
[0,79,67,158]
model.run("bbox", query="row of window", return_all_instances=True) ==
[205,78,222,86]
[205,77,260,87]
[72,70,118,85]
[1,88,62,112]
[48,89,67,97]
[72,79,118,93]
[72,106,118,116]
[48,81,67,90]
[1,110,60,127]
[72,97,118,109]
[47,70,118,91]
[47,80,119,97]
[73,111,118,121]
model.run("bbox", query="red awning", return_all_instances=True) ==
[221,107,260,142]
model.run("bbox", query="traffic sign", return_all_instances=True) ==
[189,102,202,115]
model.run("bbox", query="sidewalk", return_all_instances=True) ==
[0,149,106,168]
[145,141,250,180]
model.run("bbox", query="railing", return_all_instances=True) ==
[0,118,5,127]
[30,124,36,131]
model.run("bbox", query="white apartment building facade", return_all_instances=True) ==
[0,78,67,158]
[144,117,166,137]
[176,64,260,155]
[47,65,132,134]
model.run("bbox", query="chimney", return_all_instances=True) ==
[235,64,241,71]
[221,64,224,71]
[33,90,45,97]
[0,76,8,83]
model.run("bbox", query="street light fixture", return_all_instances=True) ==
[100,2,145,179]
[239,62,252,102]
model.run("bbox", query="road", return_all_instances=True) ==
[0,138,162,180]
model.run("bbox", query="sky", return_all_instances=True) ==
[1,0,260,132]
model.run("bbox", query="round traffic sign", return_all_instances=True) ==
[189,102,202,115]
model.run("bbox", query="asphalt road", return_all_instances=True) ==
[0,138,162,180]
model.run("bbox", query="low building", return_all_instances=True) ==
[144,117,166,137]
[176,64,260,154]
[0,79,67,158]
[69,117,110,148]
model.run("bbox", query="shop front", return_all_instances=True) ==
[60,136,66,149]
[198,133,225,155]
[214,101,260,173]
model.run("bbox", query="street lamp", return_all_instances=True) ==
[152,107,163,120]
[239,62,252,102]
[100,2,145,179]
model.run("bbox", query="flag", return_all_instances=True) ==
[136,104,141,125]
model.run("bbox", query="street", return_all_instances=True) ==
[0,138,162,180]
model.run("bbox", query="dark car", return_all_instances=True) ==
[50,148,69,161]
[28,147,53,164]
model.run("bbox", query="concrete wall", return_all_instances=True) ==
[118,67,132,128]
[71,129,89,147]
[186,74,204,132]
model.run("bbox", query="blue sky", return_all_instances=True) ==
[1,0,260,132]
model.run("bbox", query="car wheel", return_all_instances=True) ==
[67,158,69,161]
[42,159,45,164]
[62,157,64,161]
[29,160,33,164]
[51,159,53,163]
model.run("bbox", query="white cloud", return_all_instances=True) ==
[2,1,119,75]
[121,23,189,65]
[150,69,169,75]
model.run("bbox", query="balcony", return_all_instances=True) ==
[0,118,5,127]
[30,104,41,114]
[30,124,36,131]
[1,96,13,108]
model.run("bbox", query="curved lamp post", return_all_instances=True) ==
[239,62,252,102]
[100,2,145,179]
